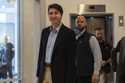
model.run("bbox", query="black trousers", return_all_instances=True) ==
[76,75,92,83]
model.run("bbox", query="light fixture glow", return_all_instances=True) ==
[79,4,85,15]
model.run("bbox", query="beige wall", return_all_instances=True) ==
[22,0,45,83]
[22,0,35,82]
[45,0,125,46]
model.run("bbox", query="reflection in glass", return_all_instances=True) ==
[0,0,20,82]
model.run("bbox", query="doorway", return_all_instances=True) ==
[70,13,114,46]
[0,0,21,83]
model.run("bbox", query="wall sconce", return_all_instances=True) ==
[78,4,85,15]
[119,16,124,27]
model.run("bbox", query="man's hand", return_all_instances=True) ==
[91,73,100,83]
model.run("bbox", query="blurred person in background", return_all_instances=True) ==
[113,37,125,83]
[95,28,113,83]
[0,36,14,80]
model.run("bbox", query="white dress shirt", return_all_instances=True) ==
[45,23,62,64]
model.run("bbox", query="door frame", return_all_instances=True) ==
[70,12,114,46]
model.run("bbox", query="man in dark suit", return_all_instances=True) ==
[36,3,76,83]
[1,36,14,79]
[114,37,125,83]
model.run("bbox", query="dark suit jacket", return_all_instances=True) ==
[36,24,76,83]
[116,37,125,83]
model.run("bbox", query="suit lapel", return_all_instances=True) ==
[52,24,65,55]
[43,24,65,63]
[43,27,51,55]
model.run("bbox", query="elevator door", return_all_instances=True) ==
[87,17,105,40]
[70,13,113,46]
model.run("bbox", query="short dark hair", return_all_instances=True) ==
[48,3,63,15]
[95,27,103,31]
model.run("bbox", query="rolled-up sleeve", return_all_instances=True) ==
[89,36,102,75]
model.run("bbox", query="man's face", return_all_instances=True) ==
[77,16,87,29]
[96,30,103,40]
[48,8,62,26]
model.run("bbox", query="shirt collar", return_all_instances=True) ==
[80,29,86,35]
[50,22,62,33]
[76,29,86,39]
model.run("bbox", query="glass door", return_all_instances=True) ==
[0,0,21,83]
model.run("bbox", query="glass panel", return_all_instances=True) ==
[0,0,20,82]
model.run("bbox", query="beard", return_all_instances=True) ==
[77,26,86,32]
